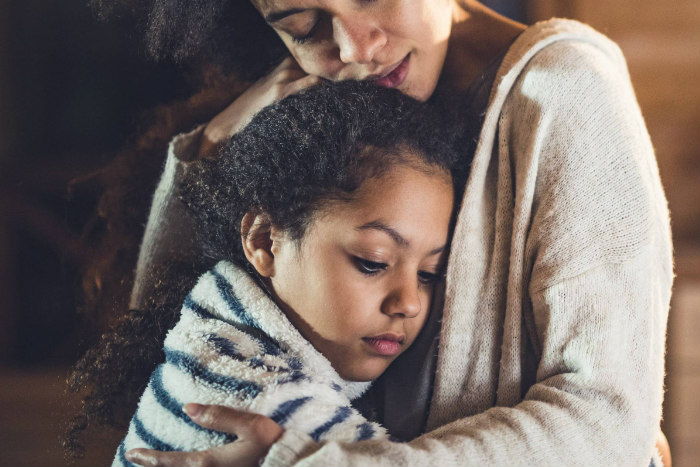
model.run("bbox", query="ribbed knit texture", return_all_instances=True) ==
[114,261,386,467]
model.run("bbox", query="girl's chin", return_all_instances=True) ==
[336,359,392,382]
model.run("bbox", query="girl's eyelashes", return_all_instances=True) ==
[354,257,387,275]
[353,255,444,285]
[418,270,444,286]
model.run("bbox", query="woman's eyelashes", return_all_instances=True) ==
[290,23,319,44]
[286,0,379,45]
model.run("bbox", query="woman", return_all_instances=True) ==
[78,0,673,466]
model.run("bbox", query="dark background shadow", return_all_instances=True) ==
[0,1,697,466]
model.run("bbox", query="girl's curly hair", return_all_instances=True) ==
[64,81,472,460]
[88,0,286,79]
[182,81,469,266]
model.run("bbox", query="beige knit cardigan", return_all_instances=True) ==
[259,18,673,467]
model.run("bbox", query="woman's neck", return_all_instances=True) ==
[439,0,526,95]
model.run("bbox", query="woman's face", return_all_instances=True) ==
[267,159,454,381]
[251,0,455,100]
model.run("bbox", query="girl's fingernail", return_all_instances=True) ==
[183,403,203,418]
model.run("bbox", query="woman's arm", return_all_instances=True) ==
[125,409,673,467]
[126,404,284,467]
[121,262,387,466]
[130,58,320,310]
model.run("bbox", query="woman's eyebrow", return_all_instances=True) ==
[265,8,306,23]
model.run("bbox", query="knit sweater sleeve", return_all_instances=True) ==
[129,125,206,310]
[497,39,672,465]
[261,35,672,467]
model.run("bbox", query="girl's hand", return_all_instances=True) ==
[125,403,285,467]
[198,57,321,158]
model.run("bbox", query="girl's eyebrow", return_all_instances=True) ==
[265,8,306,23]
[428,245,446,256]
[355,220,447,255]
[356,220,408,247]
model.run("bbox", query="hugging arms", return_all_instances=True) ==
[115,81,464,465]
[71,1,673,466]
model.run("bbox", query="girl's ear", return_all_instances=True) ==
[241,212,277,278]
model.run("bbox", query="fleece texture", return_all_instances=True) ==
[113,261,386,467]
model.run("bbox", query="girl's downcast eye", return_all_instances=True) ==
[417,270,443,286]
[354,257,387,275]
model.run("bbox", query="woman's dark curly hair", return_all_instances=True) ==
[183,81,468,266]
[89,0,286,79]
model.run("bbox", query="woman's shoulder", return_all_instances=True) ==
[483,21,671,289]
[495,18,632,104]
[504,18,626,68]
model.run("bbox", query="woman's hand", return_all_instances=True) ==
[198,57,321,159]
[125,403,285,467]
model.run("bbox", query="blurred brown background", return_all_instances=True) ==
[1,1,698,466]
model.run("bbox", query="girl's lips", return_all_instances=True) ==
[372,54,410,89]
[362,334,405,356]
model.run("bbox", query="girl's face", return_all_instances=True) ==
[251,0,455,100]
[267,160,454,381]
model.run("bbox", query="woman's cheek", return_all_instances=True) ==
[292,45,343,80]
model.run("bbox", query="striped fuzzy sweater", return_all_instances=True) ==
[113,261,387,467]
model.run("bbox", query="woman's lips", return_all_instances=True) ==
[372,54,410,89]
[362,333,405,356]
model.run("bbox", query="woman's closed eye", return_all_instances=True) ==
[290,22,319,44]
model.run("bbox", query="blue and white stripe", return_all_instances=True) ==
[113,261,386,466]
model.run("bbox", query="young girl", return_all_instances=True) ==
[114,81,467,466]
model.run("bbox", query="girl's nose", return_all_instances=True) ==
[382,278,422,319]
[333,16,387,65]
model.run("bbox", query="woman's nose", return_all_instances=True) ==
[333,16,387,65]
[382,278,422,319]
